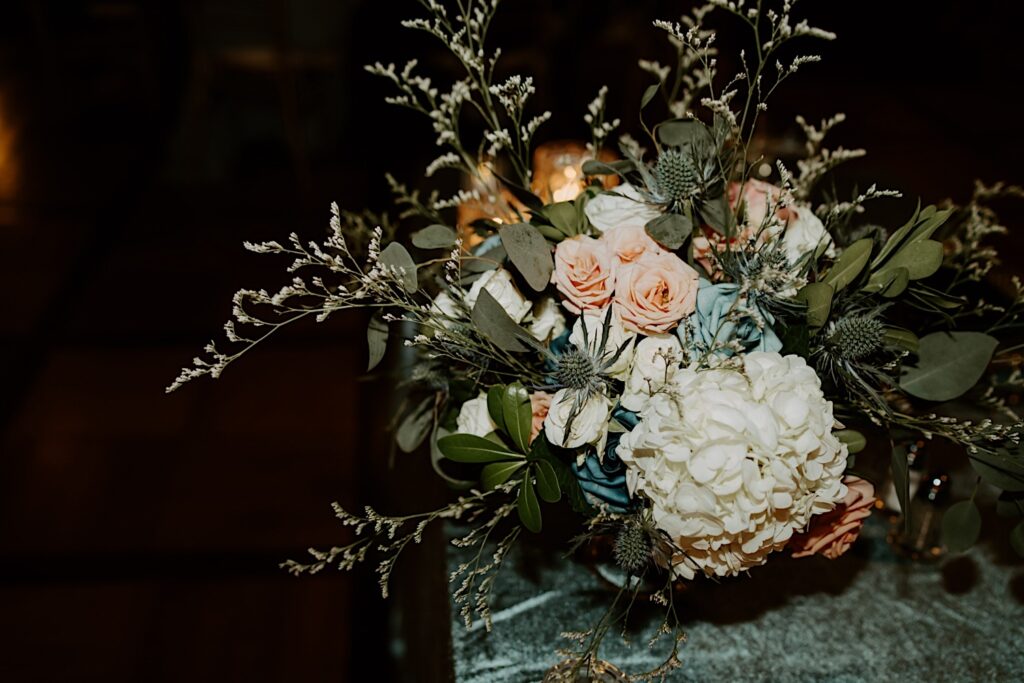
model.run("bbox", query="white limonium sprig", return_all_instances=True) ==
[583,85,620,155]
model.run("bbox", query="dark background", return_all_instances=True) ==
[0,1,1022,681]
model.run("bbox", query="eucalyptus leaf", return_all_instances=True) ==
[482,461,525,490]
[503,382,533,454]
[517,478,542,532]
[645,212,692,250]
[411,224,457,249]
[495,172,545,213]
[641,82,660,109]
[581,159,634,177]
[471,289,530,353]
[379,242,418,293]
[942,500,982,553]
[871,200,921,268]
[535,225,566,242]
[996,491,1024,517]
[796,282,833,329]
[883,329,919,353]
[500,223,554,292]
[906,207,954,244]
[900,331,998,402]
[437,433,519,463]
[534,460,561,503]
[366,314,389,371]
[698,195,730,235]
[823,238,873,291]
[396,396,434,453]
[657,118,711,147]
[863,266,909,298]
[881,239,944,280]
[835,429,867,454]
[969,449,1024,492]
[543,202,579,236]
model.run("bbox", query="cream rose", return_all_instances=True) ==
[568,308,637,379]
[584,183,661,233]
[466,268,532,323]
[455,394,496,438]
[603,224,663,264]
[614,251,699,334]
[781,204,835,266]
[552,235,617,314]
[790,476,875,560]
[620,334,685,412]
[527,296,567,343]
[529,391,553,443]
[543,389,613,449]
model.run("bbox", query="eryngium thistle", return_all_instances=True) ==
[555,347,601,393]
[613,521,651,575]
[828,314,885,360]
[655,149,699,210]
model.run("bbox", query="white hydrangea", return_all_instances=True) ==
[617,352,848,580]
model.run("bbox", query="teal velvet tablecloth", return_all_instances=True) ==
[448,519,1024,682]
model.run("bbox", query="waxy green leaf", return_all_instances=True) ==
[517,478,542,532]
[823,238,872,292]
[942,500,982,553]
[437,433,520,463]
[482,461,525,490]
[900,331,998,402]
[796,282,833,329]
[534,460,562,503]
[503,382,533,454]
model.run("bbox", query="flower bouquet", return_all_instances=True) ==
[169,0,1024,678]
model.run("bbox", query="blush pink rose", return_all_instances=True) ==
[529,391,552,443]
[552,235,617,313]
[790,476,876,560]
[729,178,796,229]
[613,251,699,334]
[602,224,663,264]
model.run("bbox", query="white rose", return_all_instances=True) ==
[431,289,463,329]
[543,388,613,449]
[620,334,684,412]
[584,183,661,234]
[527,296,567,343]
[455,394,496,437]
[568,308,636,379]
[782,206,835,267]
[465,268,532,323]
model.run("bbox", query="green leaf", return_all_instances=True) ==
[495,172,545,213]
[881,239,944,280]
[411,224,457,249]
[656,118,711,147]
[900,331,998,402]
[942,500,982,553]
[969,449,1024,492]
[534,460,562,503]
[437,433,519,463]
[796,282,833,329]
[378,242,418,293]
[396,396,434,453]
[502,382,533,454]
[517,478,542,532]
[1011,521,1024,558]
[543,202,579,236]
[883,328,919,353]
[864,266,909,298]
[581,159,634,177]
[430,426,476,490]
[871,200,921,268]
[471,289,532,353]
[835,429,867,454]
[891,444,910,531]
[645,212,692,250]
[640,82,660,109]
[535,224,566,242]
[822,238,873,291]
[698,195,730,235]
[366,314,389,371]
[487,384,507,434]
[482,461,525,490]
[995,491,1024,517]
[500,223,554,292]
[906,206,954,245]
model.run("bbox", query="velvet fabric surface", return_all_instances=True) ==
[449,518,1024,682]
